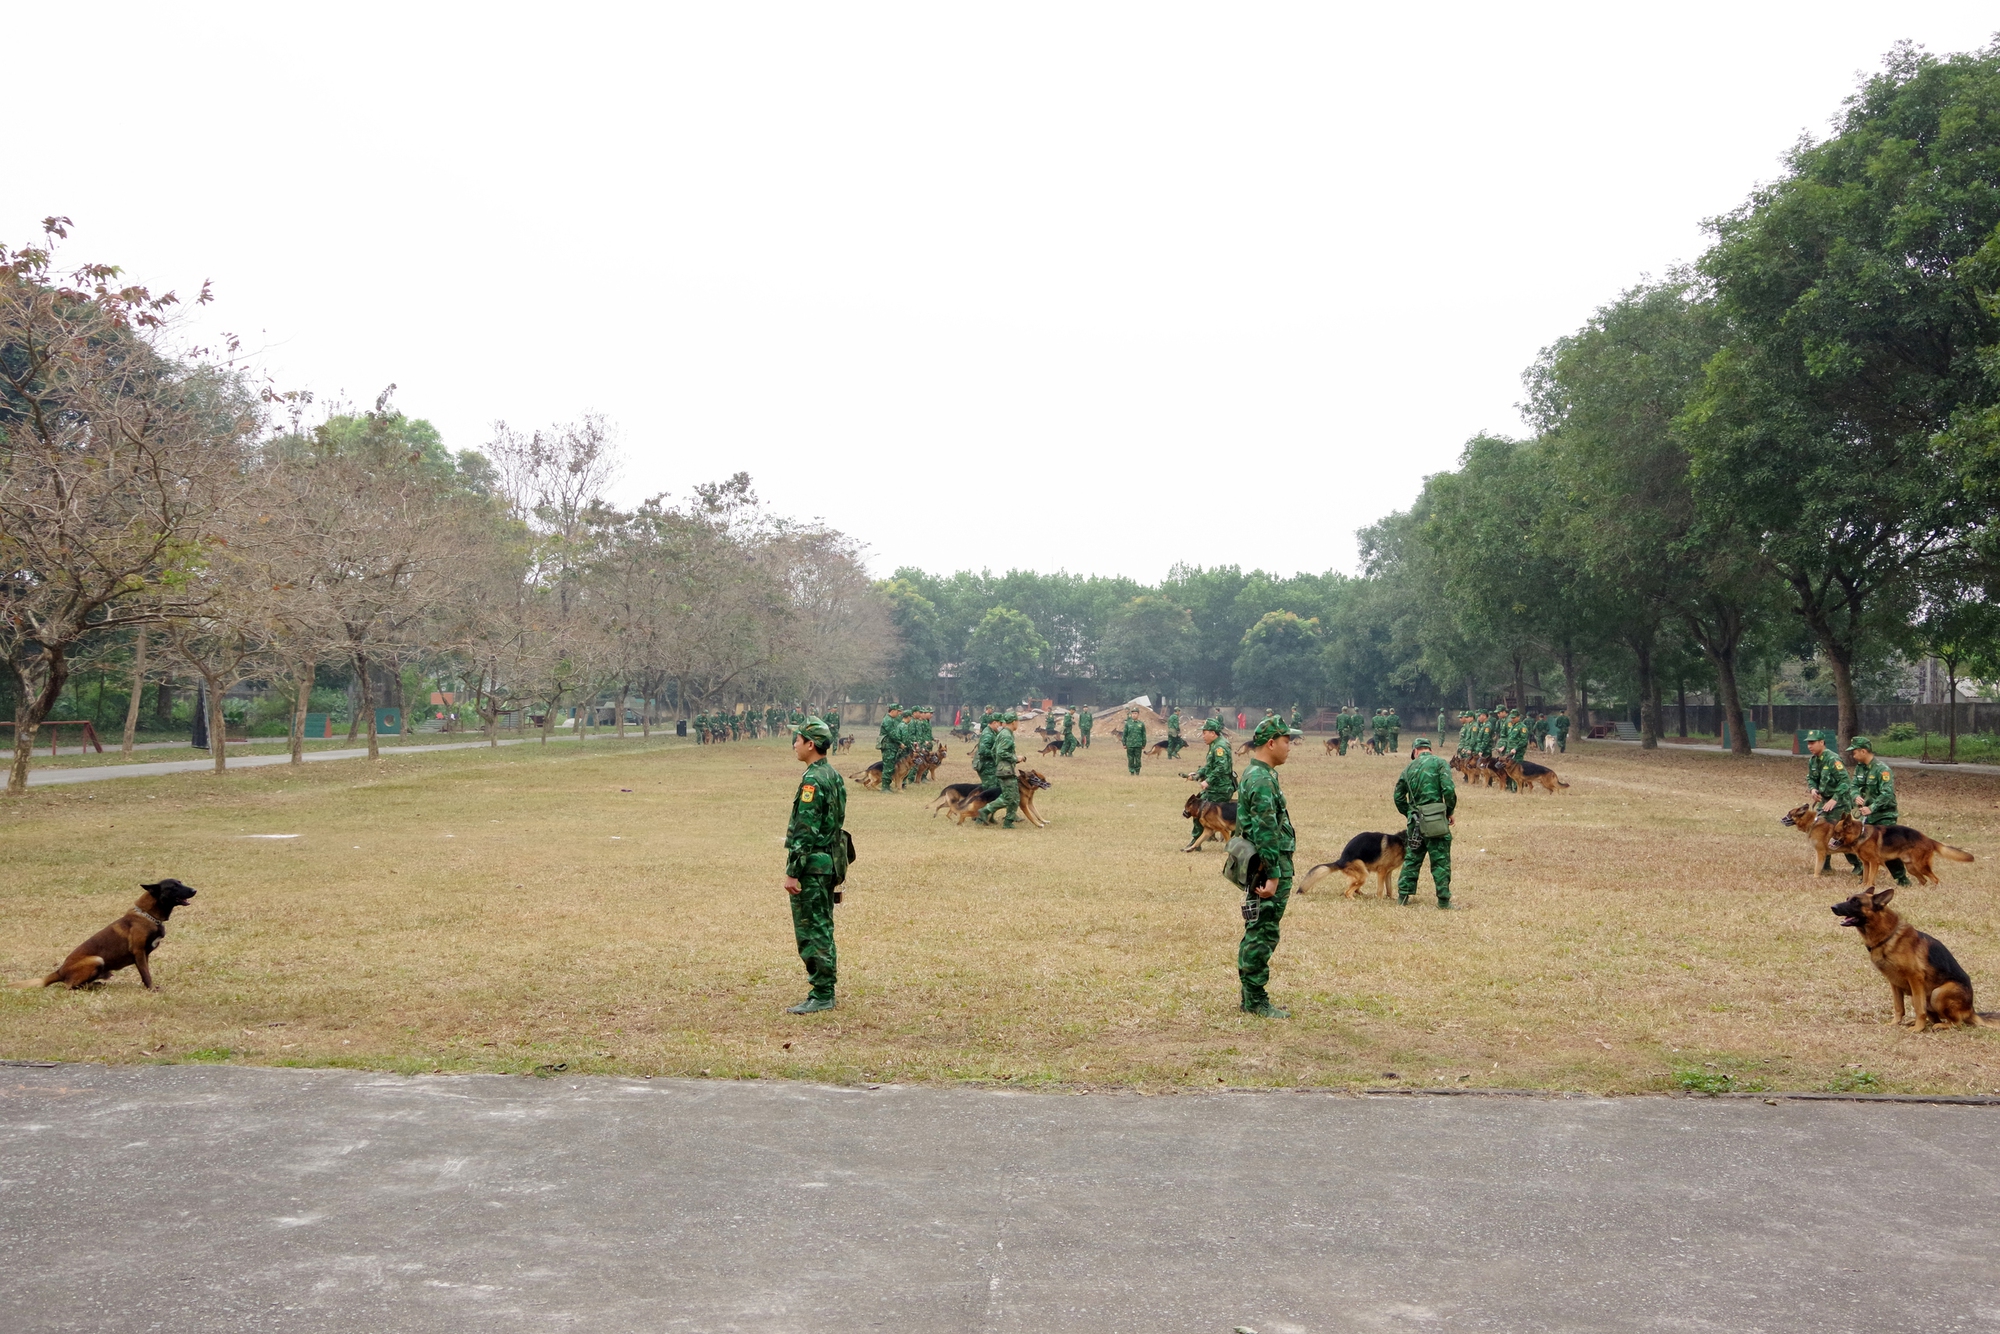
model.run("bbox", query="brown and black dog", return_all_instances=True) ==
[1299,832,1407,898]
[15,879,198,990]
[1038,737,1064,756]
[1180,792,1237,852]
[1494,756,1569,794]
[1781,803,1842,876]
[929,770,1054,827]
[1826,816,1974,890]
[1832,887,1985,1030]
[836,734,855,754]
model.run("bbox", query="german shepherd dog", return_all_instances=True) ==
[1180,792,1237,852]
[1299,833,1407,898]
[836,734,854,754]
[15,879,198,990]
[907,744,946,783]
[1826,816,1974,890]
[1146,737,1171,757]
[1495,756,1569,794]
[1781,803,1840,876]
[1324,736,1340,755]
[1832,887,1985,1030]
[1038,736,1064,756]
[930,770,1054,827]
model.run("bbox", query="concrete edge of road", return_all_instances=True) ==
[3,1059,1996,1106]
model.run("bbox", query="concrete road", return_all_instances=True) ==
[2,1065,1995,1333]
[23,731,658,787]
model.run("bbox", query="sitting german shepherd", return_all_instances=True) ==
[836,734,854,754]
[908,744,946,783]
[1832,887,1986,1030]
[1180,792,1237,852]
[1494,756,1568,794]
[1781,803,1841,875]
[1826,816,1974,890]
[1299,832,1407,898]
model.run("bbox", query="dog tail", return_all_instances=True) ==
[1556,778,1570,789]
[11,971,61,989]
[1939,844,1975,863]
[1297,862,1340,894]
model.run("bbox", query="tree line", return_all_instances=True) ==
[885,44,2000,754]
[1,225,887,794]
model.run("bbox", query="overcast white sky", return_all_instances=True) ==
[10,4,1996,581]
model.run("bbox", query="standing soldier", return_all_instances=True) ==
[1803,730,1857,875]
[1235,715,1301,1017]
[1166,707,1185,759]
[1386,706,1401,755]
[1061,708,1077,756]
[876,705,905,792]
[1845,737,1912,887]
[822,705,841,751]
[1122,708,1148,775]
[1289,703,1303,736]
[1182,717,1236,850]
[1393,737,1456,908]
[1552,710,1570,753]
[908,706,934,783]
[975,713,1021,828]
[1340,706,1358,755]
[1370,709,1387,755]
[1080,706,1094,748]
[1531,712,1550,752]
[974,710,999,786]
[781,718,847,1014]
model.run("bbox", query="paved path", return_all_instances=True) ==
[23,732,666,787]
[1593,736,2000,777]
[2,1064,1994,1332]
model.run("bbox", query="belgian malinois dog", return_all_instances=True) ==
[1298,832,1407,898]
[1831,887,1985,1030]
[1180,792,1238,852]
[1826,816,1974,890]
[15,879,199,990]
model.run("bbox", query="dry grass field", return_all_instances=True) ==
[2,731,1996,1095]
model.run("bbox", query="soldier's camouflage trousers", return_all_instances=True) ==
[789,876,838,1000]
[1126,746,1143,775]
[1398,827,1451,902]
[1237,853,1293,1007]
[979,776,1020,827]
[1166,735,1185,758]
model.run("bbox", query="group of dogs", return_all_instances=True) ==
[10,753,1992,1037]
[852,742,947,790]
[1448,751,1571,794]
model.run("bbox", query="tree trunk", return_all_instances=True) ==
[1677,681,1687,738]
[1628,634,1660,748]
[208,671,228,773]
[358,651,380,760]
[1822,650,1859,750]
[121,626,149,758]
[1708,649,1752,757]
[290,653,315,766]
[345,672,361,741]
[1512,652,1527,713]
[641,692,651,739]
[1558,649,1582,729]
[1947,660,1960,762]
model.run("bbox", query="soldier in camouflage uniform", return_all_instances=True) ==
[876,705,905,792]
[1182,718,1236,850]
[1079,706,1093,748]
[782,718,847,1013]
[1122,709,1148,775]
[1803,730,1857,874]
[975,712,1022,828]
[1385,707,1401,754]
[1845,737,1911,887]
[1166,708,1185,759]
[1551,711,1570,752]
[822,706,841,750]
[1235,715,1301,1017]
[1061,709,1076,756]
[906,707,933,783]
[1393,737,1457,907]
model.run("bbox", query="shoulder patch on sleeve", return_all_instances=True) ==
[799,783,816,803]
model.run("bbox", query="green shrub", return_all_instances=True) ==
[1883,721,1919,741]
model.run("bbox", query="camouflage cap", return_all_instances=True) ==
[792,718,833,747]
[1251,715,1302,746]
[1002,711,1019,722]
[1847,735,1873,751]
[1412,737,1432,750]
[1201,717,1224,734]
[1804,729,1828,743]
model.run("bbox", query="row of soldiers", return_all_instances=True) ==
[1455,708,1570,757]
[871,704,937,792]
[1326,707,1403,756]
[694,706,836,745]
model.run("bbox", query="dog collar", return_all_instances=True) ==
[134,909,163,929]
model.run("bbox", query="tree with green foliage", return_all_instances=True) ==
[1232,610,1322,706]
[962,607,1048,705]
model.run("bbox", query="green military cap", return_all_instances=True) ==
[1002,711,1018,722]
[1847,735,1873,751]
[1804,728,1827,743]
[792,718,833,747]
[1412,737,1432,750]
[1250,715,1302,746]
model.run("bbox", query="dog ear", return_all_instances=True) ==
[1871,885,1896,908]
[141,880,165,893]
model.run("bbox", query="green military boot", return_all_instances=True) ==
[1240,985,1289,1019]
[786,995,836,1014]
[1436,895,1451,910]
